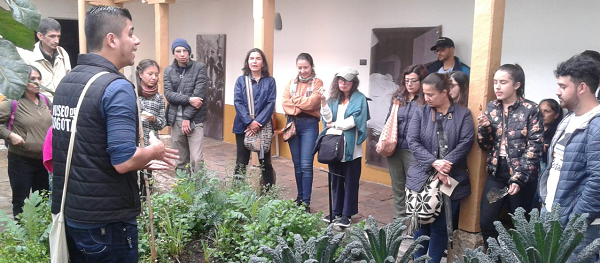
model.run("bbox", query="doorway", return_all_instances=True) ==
[55,18,79,67]
[366,26,441,169]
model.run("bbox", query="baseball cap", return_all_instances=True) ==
[430,37,455,51]
[335,66,359,82]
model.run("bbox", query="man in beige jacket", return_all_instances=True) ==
[18,18,71,100]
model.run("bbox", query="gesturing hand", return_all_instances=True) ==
[147,131,179,170]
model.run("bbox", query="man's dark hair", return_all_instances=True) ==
[554,55,600,95]
[85,6,133,53]
[38,18,61,35]
[581,50,600,64]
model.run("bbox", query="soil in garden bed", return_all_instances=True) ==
[175,240,205,263]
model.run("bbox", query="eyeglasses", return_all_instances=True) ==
[338,78,352,84]
[405,79,420,84]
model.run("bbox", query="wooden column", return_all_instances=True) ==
[78,0,86,54]
[253,0,275,75]
[147,0,175,134]
[459,0,506,232]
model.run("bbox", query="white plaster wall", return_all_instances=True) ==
[272,0,475,113]
[22,0,600,110]
[501,0,600,104]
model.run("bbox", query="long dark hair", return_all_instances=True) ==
[540,98,564,127]
[451,71,469,107]
[329,76,359,102]
[135,59,160,96]
[242,48,270,77]
[393,64,428,106]
[497,63,525,97]
[296,52,315,74]
[27,65,42,80]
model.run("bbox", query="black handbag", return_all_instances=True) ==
[313,134,345,164]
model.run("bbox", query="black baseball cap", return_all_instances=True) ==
[430,37,455,51]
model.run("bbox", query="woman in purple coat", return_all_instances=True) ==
[406,73,474,262]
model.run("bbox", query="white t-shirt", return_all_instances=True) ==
[546,105,600,224]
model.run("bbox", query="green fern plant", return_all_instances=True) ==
[456,205,600,263]
[249,224,345,263]
[336,216,430,263]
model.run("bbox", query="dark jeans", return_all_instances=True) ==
[66,221,138,263]
[235,133,274,188]
[414,200,460,263]
[480,158,537,248]
[7,152,49,217]
[287,117,319,206]
[328,157,362,217]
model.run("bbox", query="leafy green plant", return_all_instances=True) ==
[456,205,600,263]
[0,0,41,99]
[249,224,345,263]
[337,216,430,263]
[0,191,51,262]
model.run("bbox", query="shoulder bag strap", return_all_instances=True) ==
[7,100,18,131]
[58,71,109,214]
[245,76,255,119]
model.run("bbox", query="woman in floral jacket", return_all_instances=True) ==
[477,64,544,249]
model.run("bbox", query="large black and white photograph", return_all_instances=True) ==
[196,34,226,140]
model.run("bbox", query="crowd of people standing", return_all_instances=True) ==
[2,5,600,262]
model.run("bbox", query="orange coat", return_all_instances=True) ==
[282,78,323,118]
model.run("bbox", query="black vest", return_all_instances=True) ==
[51,54,140,223]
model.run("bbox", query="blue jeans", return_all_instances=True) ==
[414,200,460,263]
[66,221,138,263]
[568,224,600,263]
[287,117,319,205]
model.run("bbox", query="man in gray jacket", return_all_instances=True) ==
[164,38,208,172]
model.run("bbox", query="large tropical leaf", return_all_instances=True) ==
[0,38,28,99]
[4,0,40,32]
[0,7,35,50]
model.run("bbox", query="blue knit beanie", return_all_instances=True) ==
[171,38,191,54]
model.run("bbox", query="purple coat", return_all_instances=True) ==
[406,103,475,200]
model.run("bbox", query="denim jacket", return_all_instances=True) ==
[232,75,276,134]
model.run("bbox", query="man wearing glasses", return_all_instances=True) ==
[426,37,470,77]
[164,38,208,173]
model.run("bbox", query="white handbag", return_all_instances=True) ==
[49,72,108,263]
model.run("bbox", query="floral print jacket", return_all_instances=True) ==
[477,97,544,186]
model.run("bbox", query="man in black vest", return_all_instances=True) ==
[51,6,178,262]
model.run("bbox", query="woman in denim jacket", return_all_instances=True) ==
[233,48,277,190]
[477,64,543,249]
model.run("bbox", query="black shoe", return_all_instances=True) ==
[334,216,351,228]
[304,205,311,213]
[293,198,302,206]
[321,214,341,224]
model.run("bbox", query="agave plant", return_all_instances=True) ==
[336,216,430,263]
[249,224,345,263]
[456,205,600,263]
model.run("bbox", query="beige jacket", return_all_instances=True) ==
[18,42,72,100]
